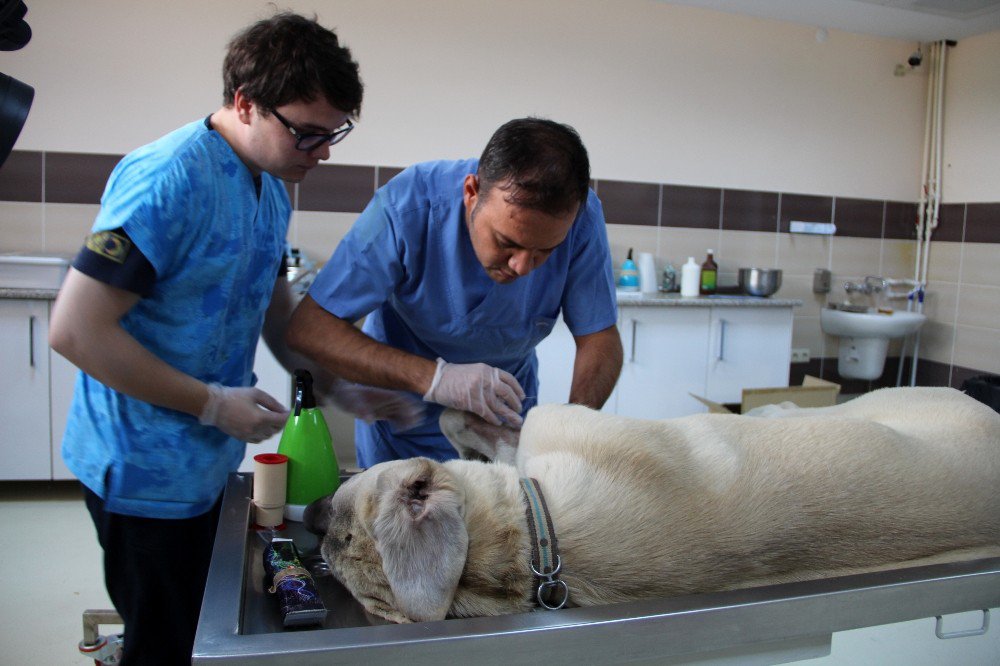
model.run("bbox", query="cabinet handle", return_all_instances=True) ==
[28,315,36,368]
[716,318,727,361]
[629,318,637,363]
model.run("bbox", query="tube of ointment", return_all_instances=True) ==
[263,538,326,627]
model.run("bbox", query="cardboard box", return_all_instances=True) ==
[691,375,841,414]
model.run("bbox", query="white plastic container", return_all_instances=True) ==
[680,257,701,297]
[638,252,657,294]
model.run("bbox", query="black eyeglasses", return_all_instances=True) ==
[271,109,354,151]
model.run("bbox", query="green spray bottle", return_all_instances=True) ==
[277,369,340,521]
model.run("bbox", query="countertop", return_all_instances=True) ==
[1,287,803,308]
[0,287,60,300]
[616,290,802,307]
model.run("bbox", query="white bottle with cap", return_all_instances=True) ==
[680,257,701,297]
[638,252,657,294]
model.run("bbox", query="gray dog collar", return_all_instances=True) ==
[519,477,569,610]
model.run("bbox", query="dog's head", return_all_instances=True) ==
[303,457,468,623]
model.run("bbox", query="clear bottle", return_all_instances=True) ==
[700,250,718,295]
[277,369,340,521]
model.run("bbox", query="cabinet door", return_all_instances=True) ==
[535,315,618,414]
[0,300,53,479]
[616,306,711,419]
[704,307,793,404]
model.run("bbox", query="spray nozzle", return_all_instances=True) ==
[292,369,316,415]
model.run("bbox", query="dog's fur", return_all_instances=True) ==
[304,387,1000,623]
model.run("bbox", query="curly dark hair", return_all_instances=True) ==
[477,118,591,216]
[222,12,363,117]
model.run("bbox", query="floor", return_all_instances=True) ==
[0,481,119,665]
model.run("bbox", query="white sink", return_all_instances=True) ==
[0,255,71,289]
[821,307,927,380]
[820,308,926,339]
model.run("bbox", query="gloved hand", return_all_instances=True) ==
[198,383,289,443]
[324,379,425,431]
[423,358,526,427]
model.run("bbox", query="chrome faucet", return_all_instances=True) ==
[844,276,888,295]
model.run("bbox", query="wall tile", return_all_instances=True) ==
[883,201,919,240]
[661,185,721,230]
[783,273,827,317]
[722,189,778,233]
[43,203,98,256]
[965,203,1000,244]
[831,236,881,282]
[289,211,356,266]
[0,202,44,252]
[960,242,1000,288]
[918,320,956,365]
[45,152,121,204]
[596,179,659,227]
[933,203,965,242]
[833,197,883,239]
[950,364,987,390]
[716,230,776,275]
[298,164,376,213]
[956,284,1000,330]
[953,325,1000,374]
[777,233,831,277]
[879,239,918,281]
[605,224,659,274]
[0,150,42,202]
[913,358,952,387]
[924,240,962,284]
[779,193,832,233]
[377,166,404,188]
[921,281,958,325]
[791,314,824,355]
[655,227,721,269]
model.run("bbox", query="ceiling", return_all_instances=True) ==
[662,0,1000,42]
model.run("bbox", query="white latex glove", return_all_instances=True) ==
[324,379,425,431]
[423,358,526,427]
[198,383,289,443]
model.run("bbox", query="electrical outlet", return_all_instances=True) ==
[791,348,811,364]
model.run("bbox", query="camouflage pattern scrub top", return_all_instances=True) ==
[61,118,291,519]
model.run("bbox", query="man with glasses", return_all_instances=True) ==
[288,118,624,467]
[50,13,417,664]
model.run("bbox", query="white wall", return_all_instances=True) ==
[4,0,937,200]
[942,29,1000,203]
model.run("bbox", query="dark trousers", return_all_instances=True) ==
[84,486,222,666]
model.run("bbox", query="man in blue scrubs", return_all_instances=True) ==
[288,118,624,466]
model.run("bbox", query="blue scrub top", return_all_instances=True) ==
[308,159,616,465]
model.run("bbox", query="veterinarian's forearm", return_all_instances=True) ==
[286,294,437,395]
[568,325,623,409]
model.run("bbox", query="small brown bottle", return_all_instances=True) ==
[700,250,718,295]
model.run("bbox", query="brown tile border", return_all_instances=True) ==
[45,152,122,204]
[0,150,42,202]
[833,197,883,239]
[933,203,965,242]
[377,166,404,189]
[779,193,832,233]
[297,164,376,213]
[661,184,721,230]
[883,201,919,240]
[595,179,659,226]
[722,189,778,233]
[965,203,1000,244]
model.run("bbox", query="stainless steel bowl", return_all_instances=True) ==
[738,268,782,297]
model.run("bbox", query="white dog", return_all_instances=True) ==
[304,387,1000,624]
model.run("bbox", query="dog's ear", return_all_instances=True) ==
[373,459,468,622]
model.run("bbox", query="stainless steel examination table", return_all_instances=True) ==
[193,472,1000,664]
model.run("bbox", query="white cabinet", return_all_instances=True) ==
[535,304,795,421]
[704,307,793,403]
[0,299,53,479]
[617,307,712,418]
